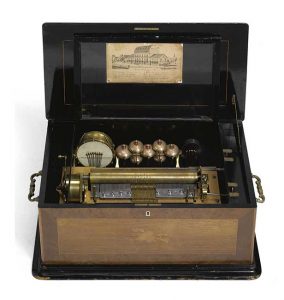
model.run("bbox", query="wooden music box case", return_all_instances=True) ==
[29,23,265,279]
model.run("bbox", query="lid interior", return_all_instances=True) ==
[74,34,221,118]
[42,23,248,120]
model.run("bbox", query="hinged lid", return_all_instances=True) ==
[43,23,248,121]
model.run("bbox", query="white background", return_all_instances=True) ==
[2,0,283,299]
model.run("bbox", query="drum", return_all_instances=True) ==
[76,131,115,167]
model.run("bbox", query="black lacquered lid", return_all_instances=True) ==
[42,23,248,120]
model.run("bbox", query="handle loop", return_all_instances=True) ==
[28,171,42,202]
[252,174,265,203]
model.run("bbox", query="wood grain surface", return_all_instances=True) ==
[39,207,256,265]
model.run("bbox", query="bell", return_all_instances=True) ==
[154,154,166,163]
[115,144,131,160]
[152,139,167,153]
[142,144,155,159]
[130,155,143,165]
[129,140,144,155]
[165,144,180,158]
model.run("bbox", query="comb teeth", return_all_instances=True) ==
[86,152,103,167]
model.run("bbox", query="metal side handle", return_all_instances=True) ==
[28,171,42,202]
[252,174,265,203]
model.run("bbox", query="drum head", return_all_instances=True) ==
[77,141,113,167]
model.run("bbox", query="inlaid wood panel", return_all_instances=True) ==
[39,207,256,265]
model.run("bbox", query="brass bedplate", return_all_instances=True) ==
[58,166,220,204]
[57,131,222,204]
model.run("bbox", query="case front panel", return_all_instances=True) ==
[39,207,256,265]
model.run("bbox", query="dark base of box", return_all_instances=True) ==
[32,225,261,280]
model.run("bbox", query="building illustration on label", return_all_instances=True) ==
[106,43,183,83]
[112,45,178,69]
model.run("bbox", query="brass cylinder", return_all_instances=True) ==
[89,168,199,184]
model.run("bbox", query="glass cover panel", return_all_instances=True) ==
[75,37,220,118]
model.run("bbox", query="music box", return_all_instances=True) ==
[29,23,265,279]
